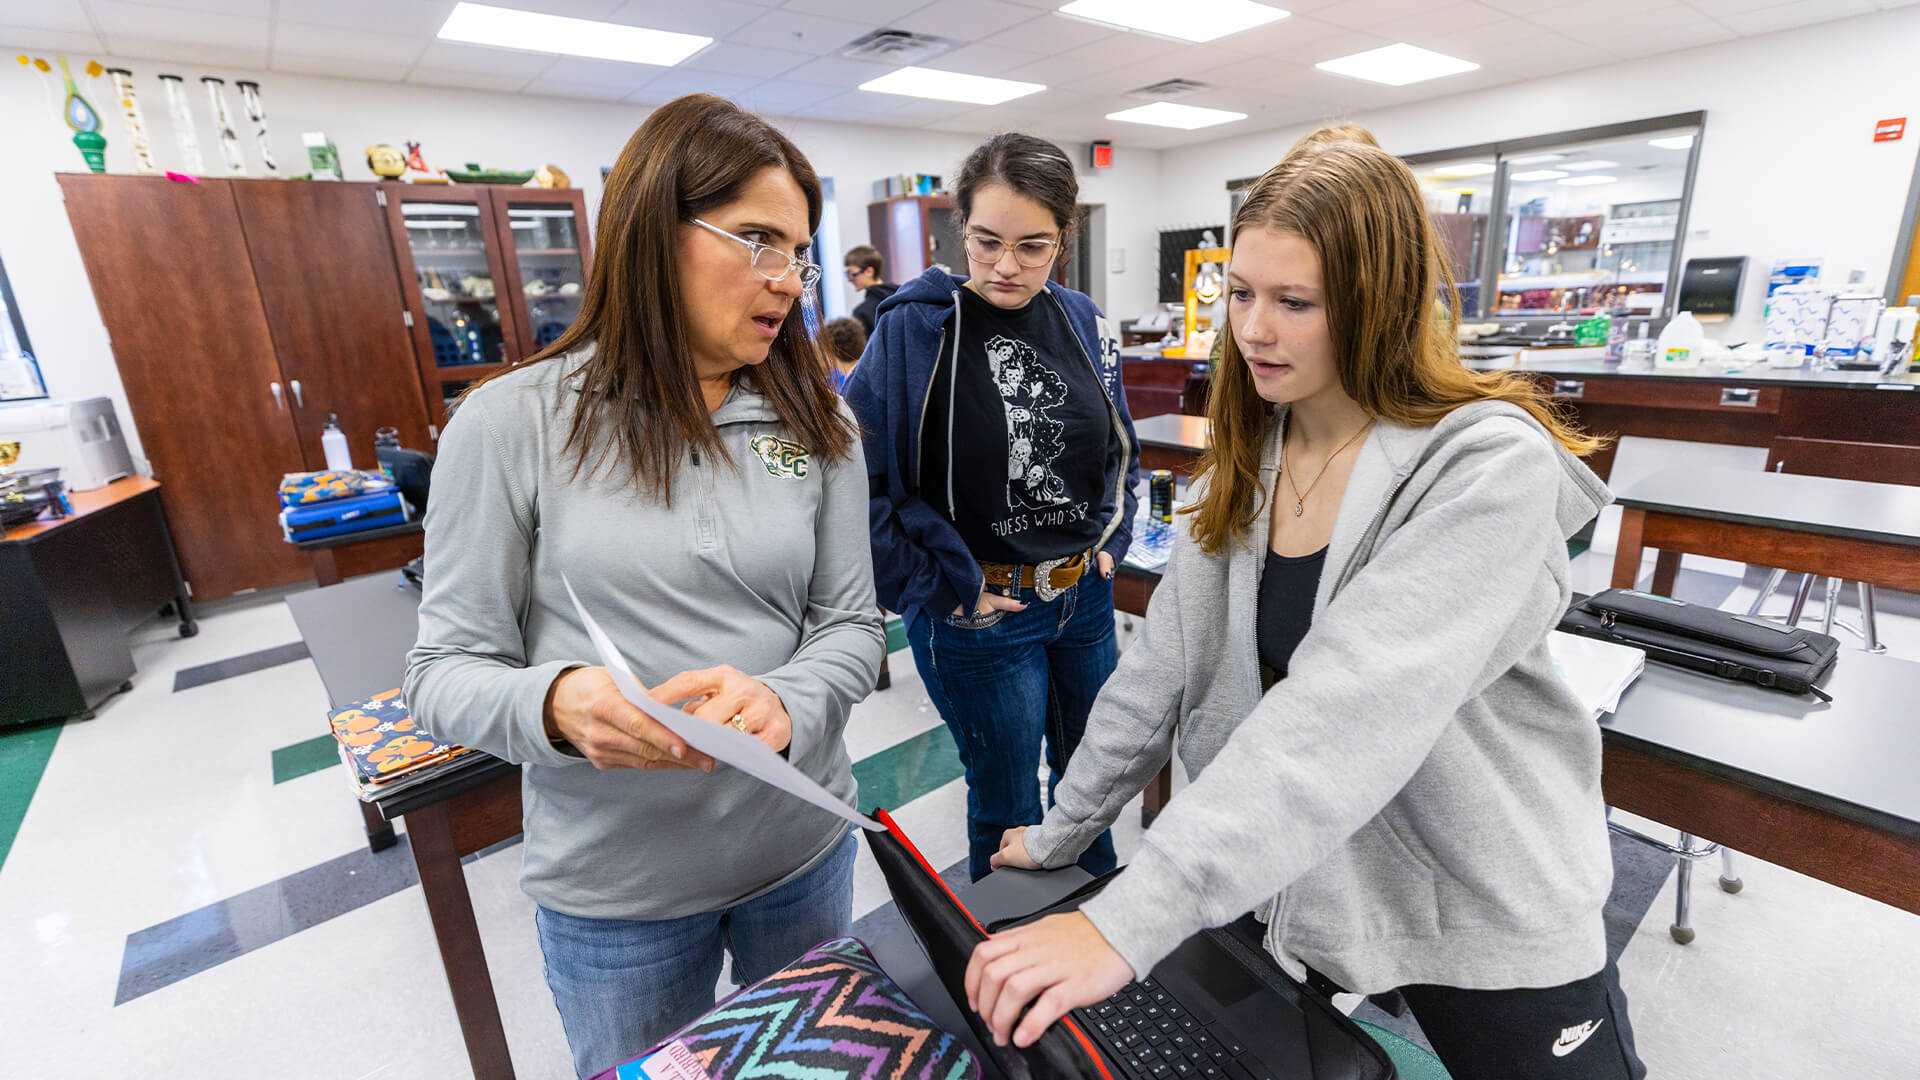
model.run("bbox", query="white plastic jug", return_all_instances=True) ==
[1657,311,1704,369]
[321,413,353,471]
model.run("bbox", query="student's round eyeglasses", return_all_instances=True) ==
[964,233,1060,268]
[692,218,822,289]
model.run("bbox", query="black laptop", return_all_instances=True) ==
[866,812,1394,1080]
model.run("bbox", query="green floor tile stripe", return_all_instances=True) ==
[0,720,64,874]
[1568,537,1592,561]
[885,616,908,655]
[272,734,341,784]
[853,724,965,813]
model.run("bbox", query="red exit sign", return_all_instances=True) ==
[1875,117,1906,142]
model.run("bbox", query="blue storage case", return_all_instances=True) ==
[280,490,413,542]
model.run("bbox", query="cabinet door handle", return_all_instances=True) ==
[1719,387,1759,407]
[270,381,284,410]
[1552,380,1585,398]
[290,379,305,408]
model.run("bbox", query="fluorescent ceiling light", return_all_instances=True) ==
[1558,175,1618,186]
[1649,134,1694,150]
[1511,169,1568,182]
[1106,101,1247,129]
[860,66,1044,105]
[1507,152,1565,165]
[438,2,710,66]
[1561,159,1619,171]
[1315,43,1477,86]
[1429,162,1494,178]
[1057,0,1289,44]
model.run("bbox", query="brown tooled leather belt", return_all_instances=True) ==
[978,551,1090,601]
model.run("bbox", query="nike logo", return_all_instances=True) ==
[1552,1019,1605,1057]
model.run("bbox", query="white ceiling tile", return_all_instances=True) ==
[779,0,931,19]
[0,2,96,31]
[524,76,641,99]
[537,55,677,86]
[781,54,898,86]
[606,0,767,38]
[626,65,763,98]
[733,76,847,113]
[1682,0,1797,15]
[104,0,270,16]
[1477,0,1578,12]
[270,51,416,81]
[1208,14,1390,58]
[729,8,873,55]
[1726,0,1874,33]
[270,21,427,65]
[864,96,982,123]
[1317,0,1512,39]
[979,12,1120,53]
[406,66,543,91]
[790,90,915,122]
[1533,7,1735,55]
[282,0,453,36]
[680,40,810,76]
[91,0,268,47]
[102,37,268,65]
[999,49,1119,87]
[1415,25,1613,69]
[439,0,628,17]
[1209,57,1332,96]
[890,0,1040,41]
[411,39,564,77]
[929,41,1045,75]
[2,26,106,51]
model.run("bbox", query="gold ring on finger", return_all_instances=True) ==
[729,714,749,732]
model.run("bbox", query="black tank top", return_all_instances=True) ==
[1257,546,1328,682]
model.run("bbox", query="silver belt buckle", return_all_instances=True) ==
[1033,555,1072,601]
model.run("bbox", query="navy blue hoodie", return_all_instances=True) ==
[843,266,1140,618]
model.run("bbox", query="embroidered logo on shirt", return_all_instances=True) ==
[749,435,810,479]
[1551,1019,1604,1058]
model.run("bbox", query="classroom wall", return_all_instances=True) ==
[0,54,1164,467]
[1156,5,1920,345]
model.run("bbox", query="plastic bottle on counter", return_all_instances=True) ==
[321,413,353,471]
[1656,311,1704,369]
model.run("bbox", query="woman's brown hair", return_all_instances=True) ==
[477,93,852,502]
[1188,132,1602,554]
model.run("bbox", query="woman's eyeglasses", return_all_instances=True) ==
[964,233,1059,268]
[692,218,823,288]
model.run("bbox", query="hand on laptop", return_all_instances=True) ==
[989,826,1041,870]
[966,912,1133,1049]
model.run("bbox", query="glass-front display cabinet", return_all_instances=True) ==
[491,187,594,359]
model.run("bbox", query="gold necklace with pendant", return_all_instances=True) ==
[1282,419,1374,517]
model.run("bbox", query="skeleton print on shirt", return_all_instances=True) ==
[987,335,1072,511]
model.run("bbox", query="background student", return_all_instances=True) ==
[844,244,899,333]
[965,132,1645,1080]
[822,315,865,393]
[405,94,883,1079]
[843,133,1141,882]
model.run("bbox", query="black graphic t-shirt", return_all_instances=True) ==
[923,286,1111,565]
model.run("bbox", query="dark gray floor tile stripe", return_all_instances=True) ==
[114,832,524,1005]
[173,641,312,692]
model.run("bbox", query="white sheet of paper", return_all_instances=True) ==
[563,576,881,831]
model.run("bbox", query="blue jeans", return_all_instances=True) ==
[535,830,857,1079]
[908,568,1120,882]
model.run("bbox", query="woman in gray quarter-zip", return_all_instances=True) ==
[404,95,882,1080]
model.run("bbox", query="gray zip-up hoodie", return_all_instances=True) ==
[404,355,884,920]
[1023,400,1615,995]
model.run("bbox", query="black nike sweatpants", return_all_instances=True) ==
[1395,959,1646,1080]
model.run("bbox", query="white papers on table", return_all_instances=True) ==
[1549,630,1646,720]
[563,576,882,832]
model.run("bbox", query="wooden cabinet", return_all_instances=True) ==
[868,195,962,282]
[58,174,594,600]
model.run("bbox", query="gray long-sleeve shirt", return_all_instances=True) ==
[404,355,883,920]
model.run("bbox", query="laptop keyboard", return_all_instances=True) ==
[1072,978,1274,1080]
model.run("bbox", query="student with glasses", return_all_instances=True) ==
[843,132,1141,882]
[844,244,898,333]
[405,94,883,1079]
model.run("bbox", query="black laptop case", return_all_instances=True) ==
[1559,588,1840,699]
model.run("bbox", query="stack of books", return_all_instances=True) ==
[278,469,413,543]
[327,689,475,800]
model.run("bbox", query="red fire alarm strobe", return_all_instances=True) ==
[1875,117,1906,142]
[1090,140,1113,168]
